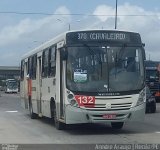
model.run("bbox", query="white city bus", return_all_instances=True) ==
[20,30,146,130]
[5,79,18,93]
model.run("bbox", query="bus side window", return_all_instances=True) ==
[42,49,49,77]
[28,57,32,78]
[32,55,37,79]
[21,60,25,80]
[27,55,37,80]
[48,46,56,77]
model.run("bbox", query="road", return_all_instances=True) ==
[0,92,160,146]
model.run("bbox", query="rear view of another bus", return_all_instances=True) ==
[5,79,18,93]
[145,60,160,101]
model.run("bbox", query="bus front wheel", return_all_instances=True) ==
[111,122,124,129]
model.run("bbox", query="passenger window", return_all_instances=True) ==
[28,57,32,78]
[42,49,49,77]
[27,55,37,79]
[49,47,56,77]
[32,55,37,79]
[20,60,25,80]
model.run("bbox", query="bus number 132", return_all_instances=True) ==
[75,95,95,107]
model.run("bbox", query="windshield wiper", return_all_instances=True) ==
[111,44,127,79]
[118,43,127,58]
[83,44,103,77]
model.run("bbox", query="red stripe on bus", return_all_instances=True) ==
[28,79,32,96]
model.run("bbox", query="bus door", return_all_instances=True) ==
[60,52,66,119]
[37,54,42,116]
[57,42,65,120]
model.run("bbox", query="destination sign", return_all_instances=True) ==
[77,32,127,41]
[66,31,142,44]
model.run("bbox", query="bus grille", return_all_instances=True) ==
[82,96,132,111]
[83,102,132,111]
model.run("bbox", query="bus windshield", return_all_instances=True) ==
[146,70,158,80]
[7,81,18,89]
[66,45,145,93]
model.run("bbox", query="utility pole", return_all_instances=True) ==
[115,0,118,29]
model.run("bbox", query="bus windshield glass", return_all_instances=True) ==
[146,70,158,80]
[7,81,18,89]
[66,45,145,93]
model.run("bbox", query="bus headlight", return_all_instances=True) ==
[67,93,79,107]
[70,99,77,106]
[136,88,146,106]
[67,94,74,100]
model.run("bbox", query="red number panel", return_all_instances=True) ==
[74,95,95,108]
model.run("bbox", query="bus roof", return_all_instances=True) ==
[21,29,142,60]
[21,31,68,60]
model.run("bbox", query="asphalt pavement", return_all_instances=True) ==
[0,92,160,146]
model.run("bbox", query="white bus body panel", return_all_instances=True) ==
[55,48,61,119]
[31,80,38,115]
[20,61,29,110]
[65,94,145,124]
[40,77,56,117]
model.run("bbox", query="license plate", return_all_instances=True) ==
[103,114,116,119]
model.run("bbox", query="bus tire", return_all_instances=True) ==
[29,100,37,119]
[50,98,55,119]
[53,104,65,130]
[111,122,124,129]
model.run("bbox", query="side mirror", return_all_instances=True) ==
[142,48,146,60]
[142,43,145,47]
[26,74,30,79]
[60,48,68,60]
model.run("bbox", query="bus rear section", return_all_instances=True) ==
[20,30,146,130]
[145,61,160,101]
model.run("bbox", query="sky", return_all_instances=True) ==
[0,0,160,66]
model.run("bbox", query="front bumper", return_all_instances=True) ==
[6,89,18,93]
[65,103,145,124]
